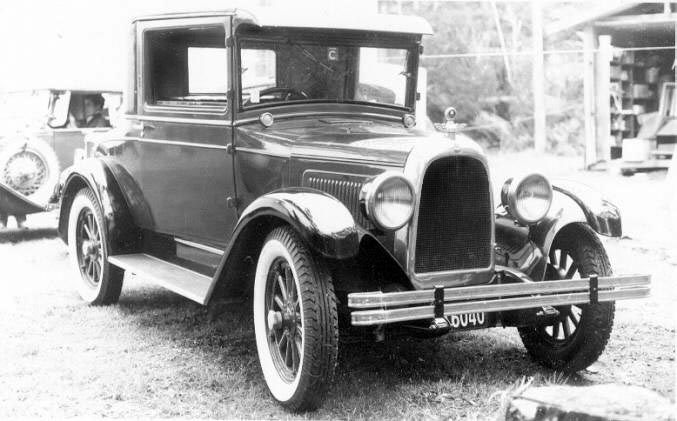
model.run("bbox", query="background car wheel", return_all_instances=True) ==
[253,226,338,412]
[0,137,60,204]
[67,188,123,305]
[518,223,615,372]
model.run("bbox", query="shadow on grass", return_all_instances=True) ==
[0,227,59,244]
[112,286,589,410]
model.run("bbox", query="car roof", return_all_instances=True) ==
[134,7,433,35]
[47,89,121,94]
[1,88,121,95]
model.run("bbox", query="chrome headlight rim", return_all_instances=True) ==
[501,173,553,225]
[360,172,415,232]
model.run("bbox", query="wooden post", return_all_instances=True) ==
[582,25,598,168]
[492,1,512,85]
[532,0,546,153]
[595,35,612,162]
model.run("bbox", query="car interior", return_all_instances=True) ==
[48,91,117,129]
[238,27,410,109]
[145,25,228,109]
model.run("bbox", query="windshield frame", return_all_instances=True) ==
[234,27,421,114]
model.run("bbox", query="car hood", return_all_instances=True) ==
[237,118,481,166]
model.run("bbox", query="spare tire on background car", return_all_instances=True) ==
[0,137,60,205]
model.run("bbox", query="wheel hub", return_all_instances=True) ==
[8,157,37,181]
[4,151,47,195]
[268,306,298,331]
[81,240,100,259]
[268,310,283,330]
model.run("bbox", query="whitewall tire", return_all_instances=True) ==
[67,188,123,305]
[253,226,338,411]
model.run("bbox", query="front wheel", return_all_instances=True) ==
[253,226,338,411]
[518,224,615,373]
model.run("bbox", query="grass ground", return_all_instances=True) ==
[0,152,674,419]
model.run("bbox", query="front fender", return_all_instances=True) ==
[549,179,622,237]
[236,188,360,259]
[57,158,140,253]
[496,180,621,282]
[206,188,360,303]
[0,181,47,215]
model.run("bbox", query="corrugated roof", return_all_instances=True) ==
[546,3,637,36]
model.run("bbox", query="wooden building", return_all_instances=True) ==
[548,3,676,169]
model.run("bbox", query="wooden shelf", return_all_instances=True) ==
[609,49,664,141]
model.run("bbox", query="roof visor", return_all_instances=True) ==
[235,7,433,35]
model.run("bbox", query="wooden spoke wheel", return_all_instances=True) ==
[253,226,338,412]
[518,224,615,373]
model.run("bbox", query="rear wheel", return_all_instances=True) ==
[253,226,338,411]
[518,224,615,372]
[67,188,123,305]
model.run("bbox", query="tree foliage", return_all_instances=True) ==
[380,1,589,153]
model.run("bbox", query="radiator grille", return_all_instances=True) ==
[414,156,492,273]
[304,173,372,229]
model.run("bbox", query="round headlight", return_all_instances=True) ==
[361,172,415,231]
[501,173,552,225]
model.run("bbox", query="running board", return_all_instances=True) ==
[108,254,212,305]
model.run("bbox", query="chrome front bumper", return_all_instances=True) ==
[347,273,650,326]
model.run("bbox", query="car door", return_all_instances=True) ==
[124,17,236,247]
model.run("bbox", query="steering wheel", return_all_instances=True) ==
[259,87,309,102]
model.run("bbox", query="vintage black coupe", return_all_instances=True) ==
[56,9,650,411]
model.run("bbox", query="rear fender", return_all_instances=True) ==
[57,158,141,253]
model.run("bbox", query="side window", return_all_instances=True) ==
[241,48,277,105]
[145,25,228,110]
[188,47,228,94]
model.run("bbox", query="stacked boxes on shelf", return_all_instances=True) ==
[609,49,663,159]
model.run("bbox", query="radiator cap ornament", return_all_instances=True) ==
[434,106,466,141]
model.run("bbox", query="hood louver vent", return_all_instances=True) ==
[303,172,373,229]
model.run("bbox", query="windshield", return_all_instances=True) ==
[238,30,416,110]
[48,91,71,127]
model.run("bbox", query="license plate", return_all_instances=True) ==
[447,312,487,330]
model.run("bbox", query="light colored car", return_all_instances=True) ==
[0,88,121,227]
